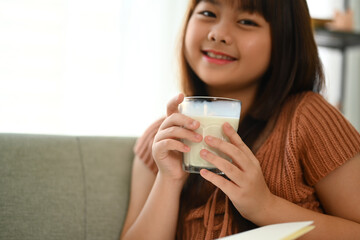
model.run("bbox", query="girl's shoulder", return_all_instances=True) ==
[280,91,345,127]
[288,91,353,129]
[282,90,359,145]
[283,91,360,185]
[285,91,330,113]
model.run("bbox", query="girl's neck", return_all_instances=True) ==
[206,84,258,120]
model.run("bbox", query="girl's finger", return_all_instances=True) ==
[159,113,200,131]
[200,149,244,186]
[155,126,202,143]
[223,122,254,157]
[200,169,238,200]
[204,135,250,171]
[154,139,190,155]
[167,93,184,117]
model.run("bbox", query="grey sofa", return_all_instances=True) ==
[0,133,137,240]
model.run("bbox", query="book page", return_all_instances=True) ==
[218,221,314,240]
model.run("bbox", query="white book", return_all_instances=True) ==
[218,221,315,240]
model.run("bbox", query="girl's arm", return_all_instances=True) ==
[199,122,360,239]
[252,155,360,239]
[254,153,360,239]
[121,94,202,240]
[120,156,155,239]
[315,154,360,224]
[120,156,184,240]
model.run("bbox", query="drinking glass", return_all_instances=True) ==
[179,96,241,174]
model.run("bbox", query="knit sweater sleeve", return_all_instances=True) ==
[133,118,165,174]
[295,93,360,186]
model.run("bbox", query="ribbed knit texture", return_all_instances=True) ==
[134,92,360,239]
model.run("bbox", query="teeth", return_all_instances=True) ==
[206,51,233,60]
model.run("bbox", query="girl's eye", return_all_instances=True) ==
[199,11,216,18]
[238,19,258,26]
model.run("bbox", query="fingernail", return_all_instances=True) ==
[200,149,207,156]
[195,134,202,141]
[200,169,208,177]
[178,93,185,102]
[190,120,198,128]
[206,136,213,142]
[225,122,231,129]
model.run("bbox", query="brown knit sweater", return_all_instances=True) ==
[134,92,360,239]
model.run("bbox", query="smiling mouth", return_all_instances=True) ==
[202,50,237,61]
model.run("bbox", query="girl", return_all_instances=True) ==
[121,0,360,239]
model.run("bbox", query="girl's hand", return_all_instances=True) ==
[199,122,275,222]
[152,93,203,184]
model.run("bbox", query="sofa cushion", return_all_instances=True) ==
[0,134,136,240]
[78,136,136,240]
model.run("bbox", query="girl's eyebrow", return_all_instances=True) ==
[201,0,220,5]
[201,0,244,11]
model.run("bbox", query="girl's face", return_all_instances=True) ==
[184,0,271,95]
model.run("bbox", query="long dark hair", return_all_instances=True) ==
[177,0,325,236]
[178,0,324,147]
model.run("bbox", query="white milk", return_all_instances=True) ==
[183,115,239,170]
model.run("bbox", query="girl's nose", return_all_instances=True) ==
[207,24,233,45]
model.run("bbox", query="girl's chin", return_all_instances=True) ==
[203,83,238,93]
[201,78,235,87]
[203,80,259,96]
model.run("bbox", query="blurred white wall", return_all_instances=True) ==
[308,0,360,131]
[0,0,359,136]
[307,0,344,19]
[0,0,187,136]
[344,0,360,131]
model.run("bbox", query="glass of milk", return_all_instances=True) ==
[179,97,241,174]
